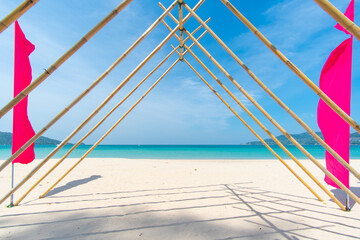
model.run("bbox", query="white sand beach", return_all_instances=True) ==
[0,158,359,239]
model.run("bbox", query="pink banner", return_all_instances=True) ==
[12,21,36,164]
[317,0,354,189]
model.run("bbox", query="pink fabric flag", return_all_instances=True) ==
[317,0,354,189]
[12,21,36,164]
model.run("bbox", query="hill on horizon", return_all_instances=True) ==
[0,131,81,146]
[246,132,360,146]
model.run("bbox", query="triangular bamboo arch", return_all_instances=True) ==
[0,0,359,211]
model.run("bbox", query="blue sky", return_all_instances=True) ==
[0,0,359,145]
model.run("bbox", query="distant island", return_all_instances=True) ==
[246,131,360,145]
[0,131,82,146]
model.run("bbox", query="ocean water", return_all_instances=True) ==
[1,145,360,160]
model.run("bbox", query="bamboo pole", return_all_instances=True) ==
[313,0,360,42]
[178,0,184,61]
[40,59,180,198]
[219,0,360,135]
[14,24,208,206]
[0,25,179,205]
[0,0,136,119]
[178,46,349,210]
[182,28,360,207]
[182,55,328,206]
[0,0,40,34]
[182,3,360,182]
[0,0,182,174]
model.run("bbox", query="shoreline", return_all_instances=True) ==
[3,158,360,161]
[3,145,360,161]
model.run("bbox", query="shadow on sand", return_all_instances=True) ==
[46,175,102,197]
[0,181,359,239]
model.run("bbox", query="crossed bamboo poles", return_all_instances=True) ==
[0,0,359,210]
[0,0,205,205]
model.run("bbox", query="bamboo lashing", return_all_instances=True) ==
[158,2,210,59]
[40,59,180,198]
[313,0,360,42]
[14,24,208,206]
[181,55,327,206]
[177,45,348,209]
[0,0,199,174]
[0,0,135,119]
[219,0,360,135]
[0,0,39,34]
[178,0,184,61]
[161,16,210,50]
[162,18,211,36]
[182,28,360,207]
[181,2,360,182]
[0,25,180,205]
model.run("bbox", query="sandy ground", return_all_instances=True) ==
[0,158,359,240]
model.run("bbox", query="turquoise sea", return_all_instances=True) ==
[1,145,360,160]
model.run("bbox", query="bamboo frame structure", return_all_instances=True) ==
[0,0,135,119]
[0,24,180,205]
[181,3,360,182]
[181,27,360,206]
[0,0,40,34]
[176,46,349,209]
[14,25,208,206]
[313,0,360,42]
[2,1,358,211]
[181,55,328,206]
[220,0,360,135]
[0,0,203,174]
[40,59,180,198]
